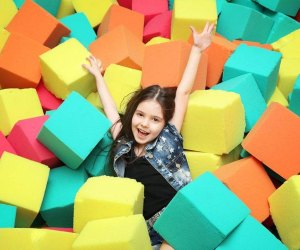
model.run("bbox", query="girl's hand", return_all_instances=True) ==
[82,55,103,78]
[190,22,215,52]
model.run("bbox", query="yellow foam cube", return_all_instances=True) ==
[267,87,288,107]
[269,175,300,250]
[103,64,141,114]
[0,88,43,136]
[0,152,49,227]
[0,0,18,30]
[0,228,78,250]
[40,38,96,100]
[171,0,217,40]
[181,90,245,155]
[56,0,75,19]
[72,0,115,27]
[185,145,242,180]
[74,176,144,232]
[0,29,10,54]
[86,92,104,113]
[146,36,171,46]
[272,29,300,53]
[73,215,151,250]
[277,58,300,98]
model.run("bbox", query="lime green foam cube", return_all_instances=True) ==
[103,64,141,114]
[37,91,111,169]
[154,172,250,250]
[171,0,217,40]
[40,38,96,100]
[0,228,78,249]
[269,175,300,249]
[72,215,151,250]
[74,176,144,232]
[216,216,287,250]
[0,88,43,136]
[181,90,245,154]
[268,87,288,107]
[0,152,49,227]
[0,0,17,30]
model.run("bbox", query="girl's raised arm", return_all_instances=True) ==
[169,22,214,132]
[82,55,122,139]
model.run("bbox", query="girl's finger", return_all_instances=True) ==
[189,26,197,34]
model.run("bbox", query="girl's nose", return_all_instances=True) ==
[141,118,149,127]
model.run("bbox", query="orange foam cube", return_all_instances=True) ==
[0,32,49,88]
[98,4,144,41]
[141,40,207,91]
[90,25,145,70]
[242,103,300,180]
[214,157,276,222]
[7,0,70,48]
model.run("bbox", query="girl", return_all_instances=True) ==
[83,22,214,250]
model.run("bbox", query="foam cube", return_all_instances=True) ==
[242,103,300,180]
[232,39,273,50]
[268,87,288,107]
[289,75,300,116]
[0,152,49,227]
[214,157,276,222]
[212,73,267,132]
[269,175,300,249]
[217,2,273,43]
[37,91,111,169]
[0,0,18,29]
[40,166,88,227]
[146,36,170,46]
[154,172,250,250]
[98,4,144,41]
[40,38,96,100]
[7,0,70,48]
[60,12,96,49]
[216,216,288,250]
[141,41,207,91]
[117,0,132,9]
[0,29,10,53]
[0,32,49,89]
[0,204,17,228]
[80,132,114,177]
[143,11,172,43]
[72,215,152,250]
[36,81,63,111]
[7,115,61,168]
[171,0,217,40]
[90,25,145,70]
[266,12,300,44]
[34,0,61,16]
[72,0,114,27]
[271,28,300,54]
[0,131,16,157]
[181,90,245,154]
[86,92,104,113]
[0,228,78,249]
[257,0,300,17]
[229,0,264,11]
[102,64,141,114]
[0,88,44,136]
[223,44,282,101]
[185,145,241,180]
[277,58,300,99]
[73,176,144,232]
[56,0,75,19]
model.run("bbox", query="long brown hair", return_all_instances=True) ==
[109,85,176,165]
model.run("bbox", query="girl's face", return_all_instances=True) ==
[131,99,165,149]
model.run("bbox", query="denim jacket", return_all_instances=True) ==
[113,123,192,191]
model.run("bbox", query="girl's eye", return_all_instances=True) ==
[153,117,160,122]
[136,112,143,117]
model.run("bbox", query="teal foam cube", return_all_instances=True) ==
[40,165,88,227]
[34,0,61,16]
[216,2,274,43]
[230,0,264,12]
[80,132,115,177]
[223,44,282,102]
[266,12,300,43]
[212,74,266,132]
[154,172,250,250]
[257,0,300,17]
[60,12,97,49]
[216,216,288,250]
[0,204,17,228]
[37,91,111,169]
[289,75,300,117]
